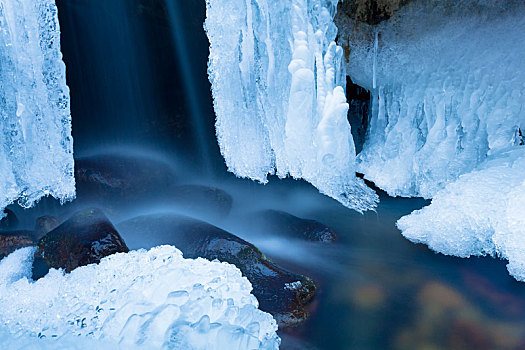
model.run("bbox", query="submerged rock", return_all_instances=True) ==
[38,208,129,272]
[75,154,232,218]
[171,184,233,218]
[0,231,36,260]
[247,210,337,242]
[75,153,178,202]
[34,216,60,241]
[0,209,19,231]
[118,213,316,327]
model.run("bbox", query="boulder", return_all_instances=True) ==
[34,216,60,240]
[38,208,129,272]
[75,153,178,202]
[247,210,337,242]
[171,184,233,218]
[118,213,316,327]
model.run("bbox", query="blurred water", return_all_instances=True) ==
[22,0,525,349]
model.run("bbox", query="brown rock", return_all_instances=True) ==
[0,231,36,260]
[38,208,129,272]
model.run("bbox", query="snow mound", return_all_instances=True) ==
[0,246,280,349]
[205,0,377,212]
[398,148,525,281]
[0,0,75,214]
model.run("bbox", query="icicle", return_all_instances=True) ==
[372,30,378,89]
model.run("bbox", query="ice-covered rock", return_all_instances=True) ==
[118,213,316,327]
[397,148,525,281]
[205,0,378,212]
[0,246,280,349]
[0,0,75,213]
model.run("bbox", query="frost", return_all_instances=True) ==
[0,0,75,213]
[0,246,280,349]
[397,148,525,282]
[205,0,377,212]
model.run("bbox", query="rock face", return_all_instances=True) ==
[0,231,36,260]
[247,210,337,242]
[0,209,19,231]
[38,208,129,272]
[118,213,316,327]
[337,0,409,26]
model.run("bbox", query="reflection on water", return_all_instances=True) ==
[8,147,525,350]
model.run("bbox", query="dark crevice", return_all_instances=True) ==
[346,76,370,154]
[519,128,524,146]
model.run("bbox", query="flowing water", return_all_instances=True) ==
[10,0,525,349]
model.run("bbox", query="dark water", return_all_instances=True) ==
[208,177,525,350]
[33,0,525,349]
[10,153,525,349]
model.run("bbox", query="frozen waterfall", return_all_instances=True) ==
[205,0,378,212]
[0,0,75,214]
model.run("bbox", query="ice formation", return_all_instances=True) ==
[205,0,377,211]
[0,246,280,349]
[0,0,75,215]
[337,1,525,198]
[398,148,525,281]
[334,1,525,280]
[206,0,525,280]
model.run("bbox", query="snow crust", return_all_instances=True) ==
[0,247,280,349]
[0,0,75,214]
[398,148,525,281]
[205,0,377,211]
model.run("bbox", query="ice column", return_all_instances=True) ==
[0,0,75,214]
[206,0,377,211]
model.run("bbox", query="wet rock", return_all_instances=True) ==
[171,184,233,218]
[75,153,178,202]
[247,210,337,242]
[0,209,19,231]
[118,213,316,327]
[38,208,129,272]
[0,231,36,260]
[34,216,60,240]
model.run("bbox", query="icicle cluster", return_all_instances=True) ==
[205,0,377,212]
[0,0,75,214]
[337,0,525,280]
